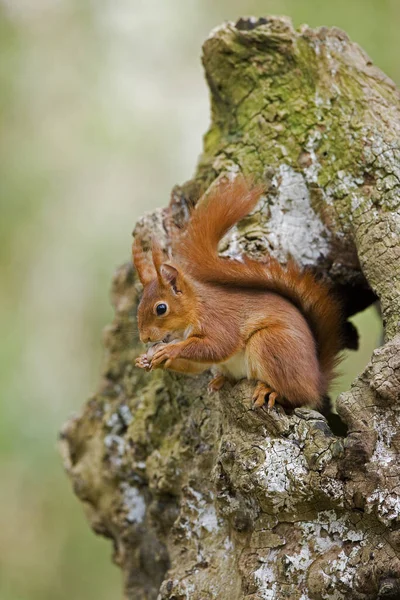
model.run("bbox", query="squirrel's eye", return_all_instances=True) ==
[155,303,168,316]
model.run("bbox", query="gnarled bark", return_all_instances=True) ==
[60,16,400,600]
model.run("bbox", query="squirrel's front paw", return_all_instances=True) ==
[150,343,181,369]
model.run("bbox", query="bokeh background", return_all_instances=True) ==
[0,1,392,598]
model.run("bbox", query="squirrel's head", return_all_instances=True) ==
[132,235,197,344]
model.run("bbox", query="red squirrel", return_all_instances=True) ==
[133,177,342,410]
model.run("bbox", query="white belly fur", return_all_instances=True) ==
[219,350,247,380]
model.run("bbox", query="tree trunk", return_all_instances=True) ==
[60,16,400,600]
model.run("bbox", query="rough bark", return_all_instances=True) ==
[60,16,400,600]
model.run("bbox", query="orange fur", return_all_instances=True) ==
[133,176,342,409]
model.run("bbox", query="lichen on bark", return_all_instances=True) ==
[60,16,400,600]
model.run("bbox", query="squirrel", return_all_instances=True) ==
[133,176,342,410]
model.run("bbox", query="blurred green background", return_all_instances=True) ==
[0,1,390,598]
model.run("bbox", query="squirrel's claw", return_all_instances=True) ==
[252,382,279,410]
[266,391,278,410]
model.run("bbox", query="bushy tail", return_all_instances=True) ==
[173,177,342,385]
[173,176,264,271]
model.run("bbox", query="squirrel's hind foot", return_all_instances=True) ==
[252,382,279,411]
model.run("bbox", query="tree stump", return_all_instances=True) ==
[60,16,400,600]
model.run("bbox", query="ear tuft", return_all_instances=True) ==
[160,263,182,294]
[151,237,165,275]
[132,235,156,285]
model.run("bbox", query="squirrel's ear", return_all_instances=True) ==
[159,263,183,295]
[132,235,156,285]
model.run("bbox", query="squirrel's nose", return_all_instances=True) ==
[140,334,151,344]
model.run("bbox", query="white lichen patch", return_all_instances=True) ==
[104,433,125,467]
[367,489,400,525]
[253,438,309,510]
[316,545,360,600]
[120,482,146,523]
[200,503,220,533]
[365,410,400,524]
[105,404,133,435]
[106,412,120,429]
[303,129,323,184]
[311,510,364,543]
[327,169,364,201]
[370,414,397,467]
[332,549,358,587]
[182,488,221,539]
[267,165,331,265]
[253,511,365,600]
[172,488,237,593]
[284,544,313,572]
[254,550,279,600]
[259,512,364,599]
[350,192,364,213]
[119,404,133,426]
